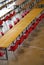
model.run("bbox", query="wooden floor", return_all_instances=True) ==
[0,19,44,65]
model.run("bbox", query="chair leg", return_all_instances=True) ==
[0,57,9,65]
[0,60,3,65]
[23,41,30,48]
[13,53,18,61]
[17,47,24,55]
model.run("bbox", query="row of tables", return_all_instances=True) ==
[0,0,43,19]
[0,0,41,19]
[22,0,35,10]
[0,8,13,18]
[0,0,42,19]
[0,0,25,18]
[0,0,13,9]
[38,0,44,5]
[7,0,25,8]
[0,8,43,48]
[35,0,44,8]
[0,1,44,60]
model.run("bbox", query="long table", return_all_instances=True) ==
[0,8,13,18]
[7,0,25,8]
[0,8,43,48]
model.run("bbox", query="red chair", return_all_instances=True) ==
[36,19,40,23]
[9,13,13,19]
[22,13,25,18]
[31,19,40,30]
[0,20,3,25]
[0,52,5,57]
[19,35,24,45]
[39,13,44,20]
[13,11,15,16]
[25,30,29,35]
[5,16,10,21]
[2,16,8,21]
[28,26,33,33]
[2,19,5,21]
[24,11,27,15]
[28,25,36,34]
[23,33,28,39]
[33,24,36,29]
[39,16,42,21]
[36,20,39,25]
[26,10,29,14]
[38,14,44,22]
[9,24,13,29]
[39,17,42,21]
[32,22,35,25]
[32,21,39,30]
[9,40,19,51]
[16,18,20,22]
[1,32,4,36]
[36,18,41,25]
[23,10,29,16]
[23,29,30,39]
[42,13,44,18]
[14,21,17,25]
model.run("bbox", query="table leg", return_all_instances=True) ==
[0,48,8,60]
